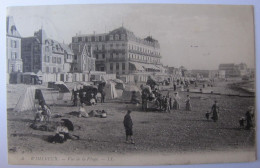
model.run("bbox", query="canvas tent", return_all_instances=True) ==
[14,86,45,112]
[111,79,125,90]
[54,81,70,93]
[103,81,118,99]
[121,85,141,101]
[48,81,70,93]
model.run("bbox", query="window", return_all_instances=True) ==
[110,63,113,71]
[11,64,15,72]
[78,37,82,42]
[87,37,91,42]
[57,58,61,64]
[102,36,106,41]
[47,56,50,62]
[95,36,99,42]
[122,63,125,70]
[102,54,105,59]
[52,57,56,63]
[96,54,98,59]
[110,44,113,49]
[109,35,114,41]
[122,43,125,47]
[11,52,17,59]
[115,34,119,40]
[11,25,16,35]
[53,67,56,73]
[102,44,105,50]
[121,34,126,40]
[82,37,85,42]
[11,40,17,48]
[116,63,119,70]
[46,67,49,73]
[34,45,40,51]
[73,37,78,43]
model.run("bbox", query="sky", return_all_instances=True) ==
[7,4,255,70]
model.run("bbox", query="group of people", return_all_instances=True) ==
[71,86,98,107]
[140,87,192,112]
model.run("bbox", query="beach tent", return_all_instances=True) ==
[14,86,44,112]
[121,85,141,101]
[111,79,125,90]
[54,81,70,93]
[103,81,118,99]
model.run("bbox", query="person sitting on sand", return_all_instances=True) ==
[78,104,89,118]
[185,95,192,111]
[211,100,219,122]
[123,110,135,144]
[34,106,44,122]
[50,120,79,143]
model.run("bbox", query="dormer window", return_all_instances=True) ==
[11,25,16,35]
[121,34,126,40]
[101,35,106,41]
[115,34,119,40]
[109,35,114,41]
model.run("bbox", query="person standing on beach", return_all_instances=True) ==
[123,110,135,144]
[211,100,219,122]
[185,95,192,111]
[245,106,254,129]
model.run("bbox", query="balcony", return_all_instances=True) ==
[128,49,161,58]
[128,58,162,65]
[106,57,128,62]
[93,49,107,54]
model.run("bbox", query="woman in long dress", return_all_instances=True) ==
[172,92,180,110]
[211,101,219,122]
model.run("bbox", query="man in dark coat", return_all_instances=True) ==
[245,106,254,130]
[123,110,134,144]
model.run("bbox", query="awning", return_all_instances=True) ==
[129,62,145,71]
[142,64,160,71]
[130,62,162,71]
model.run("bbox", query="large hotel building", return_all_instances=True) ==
[71,27,163,75]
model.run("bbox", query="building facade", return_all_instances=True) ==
[71,27,163,75]
[71,43,96,73]
[21,29,73,73]
[219,63,249,77]
[6,16,23,73]
[208,70,225,79]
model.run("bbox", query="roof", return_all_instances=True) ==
[109,26,134,37]
[6,16,21,38]
[59,43,74,55]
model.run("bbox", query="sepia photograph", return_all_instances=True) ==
[5,3,256,166]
